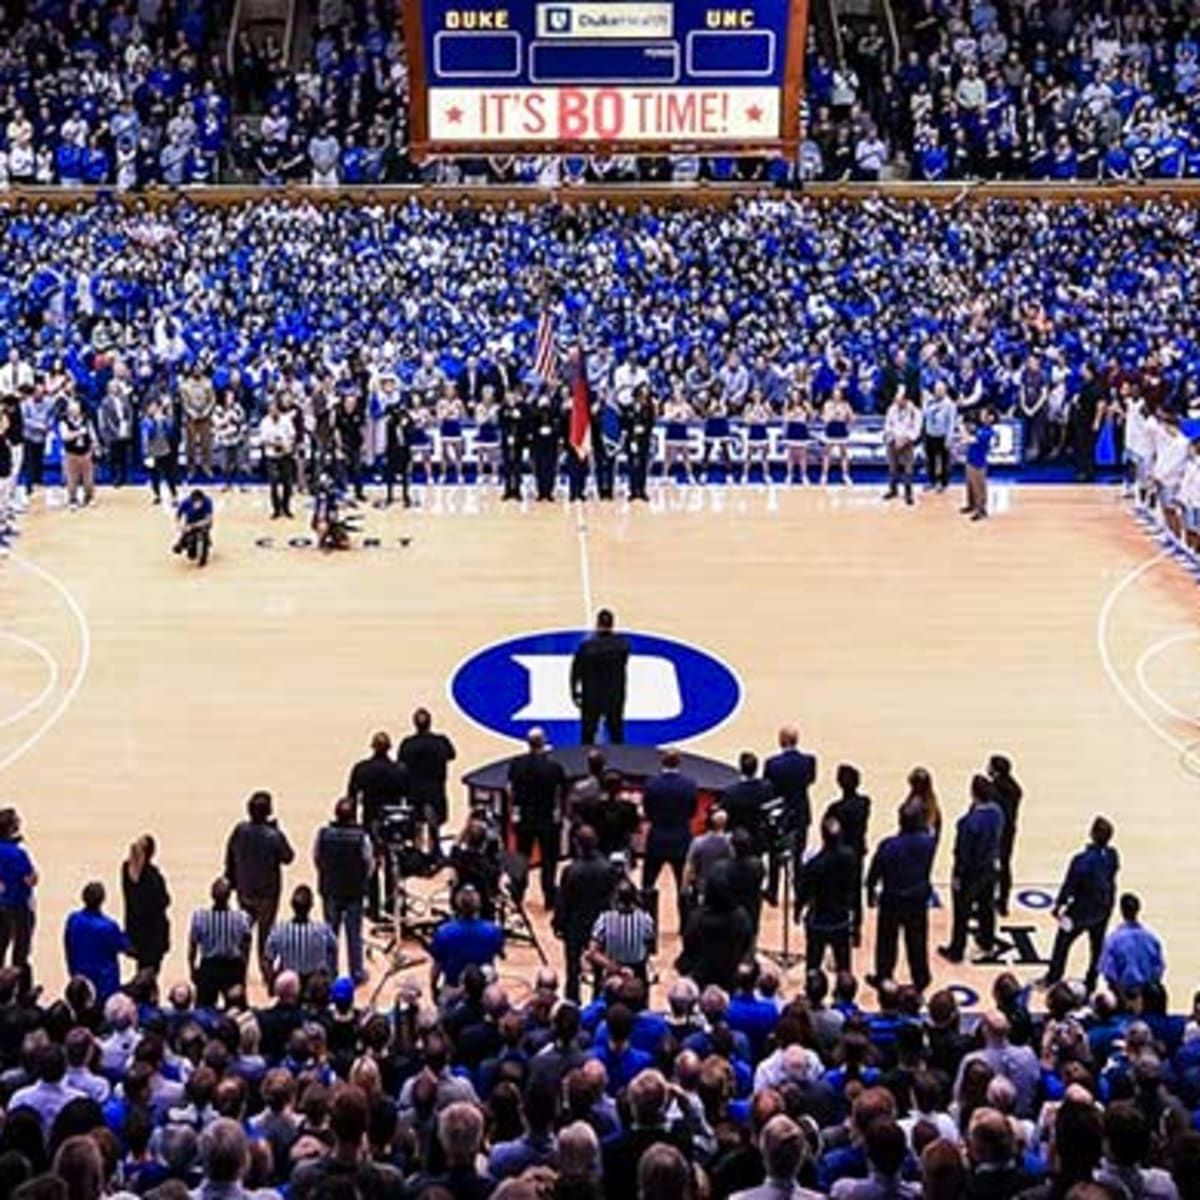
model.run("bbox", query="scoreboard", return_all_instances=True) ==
[403,0,808,157]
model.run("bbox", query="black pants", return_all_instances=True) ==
[948,871,997,957]
[567,455,588,501]
[176,527,211,566]
[22,441,44,492]
[875,898,931,991]
[107,438,131,485]
[516,823,559,907]
[769,826,808,905]
[924,434,950,488]
[595,454,615,500]
[563,934,590,1002]
[384,451,410,506]
[581,696,624,745]
[149,454,178,501]
[1046,919,1107,991]
[642,849,687,933]
[532,446,557,499]
[806,922,852,973]
[195,955,246,1007]
[239,895,279,984]
[500,449,523,499]
[0,907,33,968]
[628,452,649,499]
[998,830,1016,914]
[267,456,294,516]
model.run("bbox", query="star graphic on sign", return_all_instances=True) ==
[745,103,764,123]
[445,105,464,125]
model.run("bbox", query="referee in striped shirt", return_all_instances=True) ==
[588,880,656,984]
[265,885,336,988]
[189,877,252,1007]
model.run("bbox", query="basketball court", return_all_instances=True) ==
[2,480,1198,1005]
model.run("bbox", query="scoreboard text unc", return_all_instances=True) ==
[406,0,808,155]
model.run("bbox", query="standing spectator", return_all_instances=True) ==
[1099,894,1165,994]
[313,798,373,985]
[188,878,252,1009]
[922,382,956,491]
[141,397,178,505]
[1094,1102,1180,1199]
[8,1046,83,1136]
[796,815,858,974]
[730,1114,825,1200]
[882,390,922,504]
[865,802,936,992]
[641,748,699,933]
[180,365,216,481]
[429,886,505,994]
[962,407,996,521]
[0,808,36,969]
[763,724,818,902]
[259,399,297,519]
[21,386,52,500]
[264,885,336,989]
[213,391,247,491]
[64,882,129,1003]
[1039,816,1120,994]
[826,764,871,947]
[121,835,171,976]
[59,399,98,509]
[98,377,134,487]
[224,791,295,985]
[678,874,754,990]
[988,754,1023,916]
[553,826,614,1002]
[398,708,457,860]
[506,728,568,910]
[938,775,1005,965]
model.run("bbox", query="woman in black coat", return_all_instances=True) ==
[121,835,170,974]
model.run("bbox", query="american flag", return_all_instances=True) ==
[533,309,559,385]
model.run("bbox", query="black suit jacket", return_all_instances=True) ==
[722,777,774,848]
[642,771,698,857]
[347,753,409,826]
[571,631,630,708]
[764,748,817,833]
[554,851,614,940]
[398,731,456,819]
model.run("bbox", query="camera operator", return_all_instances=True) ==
[398,709,457,862]
[449,815,502,919]
[346,732,410,921]
[313,798,373,985]
[553,826,615,1002]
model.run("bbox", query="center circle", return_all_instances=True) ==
[449,628,742,746]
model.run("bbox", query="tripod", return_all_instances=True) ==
[760,844,804,972]
[366,844,433,1005]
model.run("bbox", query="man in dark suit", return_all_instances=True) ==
[506,727,568,908]
[939,774,1005,965]
[600,1070,692,1200]
[553,826,615,1001]
[1038,816,1119,993]
[721,751,774,853]
[796,815,858,973]
[571,608,630,745]
[764,724,818,904]
[640,747,698,933]
[345,731,409,919]
[398,708,456,860]
[455,355,490,405]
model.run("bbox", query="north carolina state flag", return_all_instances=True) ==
[567,346,591,461]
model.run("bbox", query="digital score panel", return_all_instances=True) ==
[404,0,809,156]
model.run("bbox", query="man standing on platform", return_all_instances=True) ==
[939,775,1005,965]
[764,726,817,905]
[398,709,456,861]
[641,747,698,933]
[507,728,568,909]
[571,609,630,745]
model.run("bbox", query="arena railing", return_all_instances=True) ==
[3,180,1200,210]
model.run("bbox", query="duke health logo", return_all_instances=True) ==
[450,629,741,746]
[545,7,572,33]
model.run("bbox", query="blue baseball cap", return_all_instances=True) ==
[331,977,356,1005]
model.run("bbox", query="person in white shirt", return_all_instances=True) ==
[612,352,648,410]
[258,401,297,519]
[1176,440,1200,555]
[1153,413,1191,543]
[883,391,923,505]
[1124,394,1155,504]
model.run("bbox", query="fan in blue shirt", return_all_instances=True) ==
[430,888,505,990]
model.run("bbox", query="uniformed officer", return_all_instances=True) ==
[531,391,560,501]
[499,390,527,501]
[592,395,618,500]
[383,399,414,507]
[624,386,655,501]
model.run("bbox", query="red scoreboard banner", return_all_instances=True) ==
[404,1,809,157]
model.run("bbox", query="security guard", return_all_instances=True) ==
[624,386,655,501]
[383,399,414,507]
[499,390,527,501]
[531,390,561,501]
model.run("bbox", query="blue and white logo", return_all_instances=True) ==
[545,6,572,32]
[450,629,741,746]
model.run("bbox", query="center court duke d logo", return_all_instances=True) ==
[450,630,741,745]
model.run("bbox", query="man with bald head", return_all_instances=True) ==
[507,727,568,908]
[764,724,818,905]
[954,1011,1040,1118]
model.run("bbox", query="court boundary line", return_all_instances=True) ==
[573,500,593,624]
[0,554,92,775]
[0,633,59,731]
